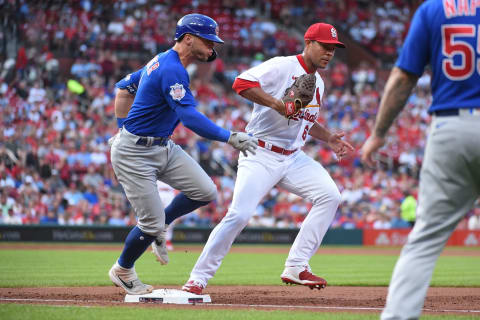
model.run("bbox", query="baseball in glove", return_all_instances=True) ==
[281,73,316,118]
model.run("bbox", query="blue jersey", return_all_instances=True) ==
[123,49,230,141]
[115,69,142,95]
[396,0,480,112]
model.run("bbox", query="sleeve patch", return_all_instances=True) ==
[147,61,159,75]
[169,83,186,101]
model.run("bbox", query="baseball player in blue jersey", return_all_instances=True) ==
[108,13,258,295]
[113,69,174,266]
[361,1,480,319]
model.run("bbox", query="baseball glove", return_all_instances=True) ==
[281,73,316,118]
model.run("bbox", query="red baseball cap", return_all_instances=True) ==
[304,23,345,48]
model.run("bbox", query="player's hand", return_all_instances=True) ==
[327,132,355,161]
[281,73,316,118]
[360,134,386,167]
[227,132,258,157]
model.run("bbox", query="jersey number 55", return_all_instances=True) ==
[441,24,480,80]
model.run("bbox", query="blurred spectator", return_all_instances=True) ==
[99,50,117,86]
[400,190,417,227]
[108,208,127,226]
[390,209,411,229]
[39,211,58,224]
[373,211,392,229]
[468,203,480,230]
[3,207,22,224]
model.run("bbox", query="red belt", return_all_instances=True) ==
[258,139,297,155]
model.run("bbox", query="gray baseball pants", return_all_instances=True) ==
[382,112,480,319]
[110,128,217,237]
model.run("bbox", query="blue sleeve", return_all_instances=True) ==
[175,105,231,142]
[161,65,197,108]
[160,64,230,142]
[115,68,143,94]
[395,4,429,76]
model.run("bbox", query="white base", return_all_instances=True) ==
[124,289,211,304]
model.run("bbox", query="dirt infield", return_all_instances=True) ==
[1,243,479,316]
[1,285,479,316]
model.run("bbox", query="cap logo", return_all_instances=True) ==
[331,27,337,39]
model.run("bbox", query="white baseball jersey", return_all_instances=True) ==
[238,55,324,150]
[187,54,342,289]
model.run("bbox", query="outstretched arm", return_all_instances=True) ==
[309,122,354,161]
[175,105,258,156]
[175,105,231,142]
[361,67,418,167]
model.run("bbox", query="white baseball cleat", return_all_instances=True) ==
[109,261,153,295]
[281,265,327,290]
[151,225,169,265]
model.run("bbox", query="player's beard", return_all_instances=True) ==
[191,43,211,62]
[193,49,210,62]
[315,57,330,69]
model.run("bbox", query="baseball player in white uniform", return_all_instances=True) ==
[182,23,354,294]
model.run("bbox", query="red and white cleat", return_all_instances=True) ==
[182,280,205,295]
[281,265,327,290]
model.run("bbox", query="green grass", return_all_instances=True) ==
[1,304,478,320]
[0,245,478,288]
[0,244,478,320]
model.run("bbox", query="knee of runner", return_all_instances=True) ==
[201,182,218,202]
[137,219,165,237]
[183,182,217,203]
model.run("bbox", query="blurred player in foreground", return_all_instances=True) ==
[361,1,480,319]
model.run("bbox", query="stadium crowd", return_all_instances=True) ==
[1,0,479,231]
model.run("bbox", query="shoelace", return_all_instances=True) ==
[302,265,312,273]
[131,278,148,287]
[187,280,204,288]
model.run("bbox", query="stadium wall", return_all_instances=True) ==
[0,226,478,246]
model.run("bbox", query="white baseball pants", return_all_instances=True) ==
[189,147,341,286]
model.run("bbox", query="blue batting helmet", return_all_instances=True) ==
[174,13,224,43]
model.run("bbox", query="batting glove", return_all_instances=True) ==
[227,132,258,157]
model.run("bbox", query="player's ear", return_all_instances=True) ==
[184,34,194,46]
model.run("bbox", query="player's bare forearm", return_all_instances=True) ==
[308,122,332,142]
[115,89,135,118]
[239,87,285,114]
[374,67,418,138]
